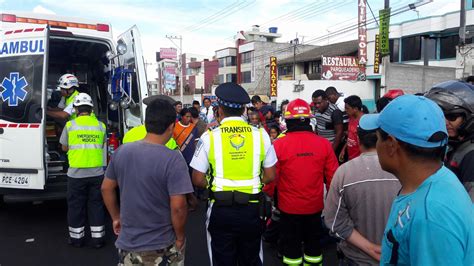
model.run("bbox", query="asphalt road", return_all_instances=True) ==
[0,200,337,266]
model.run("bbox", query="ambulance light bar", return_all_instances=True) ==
[1,14,110,32]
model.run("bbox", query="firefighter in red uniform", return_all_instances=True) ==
[273,98,339,265]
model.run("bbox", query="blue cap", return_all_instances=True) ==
[359,95,448,148]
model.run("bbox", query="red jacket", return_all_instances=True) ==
[272,131,339,214]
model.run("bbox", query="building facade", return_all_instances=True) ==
[366,9,474,94]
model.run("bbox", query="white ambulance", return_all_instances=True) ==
[0,12,149,202]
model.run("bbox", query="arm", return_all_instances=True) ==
[332,123,344,151]
[170,194,188,250]
[347,229,381,261]
[459,151,474,201]
[324,141,339,190]
[338,143,347,162]
[101,177,120,235]
[192,169,208,189]
[262,165,276,184]
[331,110,344,151]
[62,145,68,152]
[47,110,70,121]
[322,167,354,240]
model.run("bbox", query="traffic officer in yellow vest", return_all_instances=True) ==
[190,82,277,266]
[59,92,107,248]
[47,74,80,121]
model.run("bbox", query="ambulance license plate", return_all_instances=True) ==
[0,174,30,186]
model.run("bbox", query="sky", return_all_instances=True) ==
[1,0,460,66]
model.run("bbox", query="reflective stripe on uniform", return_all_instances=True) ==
[69,226,85,239]
[304,254,322,263]
[90,225,105,238]
[69,226,84,233]
[69,144,104,150]
[283,256,302,265]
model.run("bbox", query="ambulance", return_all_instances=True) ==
[0,12,149,202]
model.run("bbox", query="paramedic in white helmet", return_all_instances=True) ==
[47,74,80,121]
[59,92,107,248]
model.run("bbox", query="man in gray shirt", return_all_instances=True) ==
[102,99,193,265]
[323,128,400,265]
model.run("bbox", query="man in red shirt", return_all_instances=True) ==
[273,98,339,265]
[339,95,365,161]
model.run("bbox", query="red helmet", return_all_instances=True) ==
[284,98,314,119]
[383,89,404,99]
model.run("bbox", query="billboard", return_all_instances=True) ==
[358,0,367,65]
[159,48,177,60]
[321,56,366,81]
[162,62,176,91]
[270,56,277,97]
[379,8,391,56]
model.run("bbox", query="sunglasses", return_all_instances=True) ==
[445,113,463,122]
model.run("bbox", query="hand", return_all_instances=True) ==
[112,219,121,236]
[338,150,346,162]
[175,238,186,251]
[365,243,381,261]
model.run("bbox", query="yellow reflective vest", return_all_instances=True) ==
[208,119,264,194]
[66,115,106,168]
[122,125,178,150]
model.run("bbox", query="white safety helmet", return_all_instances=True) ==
[73,93,93,107]
[57,74,79,90]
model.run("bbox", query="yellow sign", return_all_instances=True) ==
[270,57,277,97]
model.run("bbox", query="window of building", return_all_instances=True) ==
[242,71,252,83]
[225,56,236,67]
[219,58,225,68]
[389,39,400,62]
[304,61,321,74]
[242,51,253,64]
[226,73,237,83]
[278,65,293,77]
[218,75,224,84]
[422,37,437,60]
[440,35,459,59]
[401,36,422,61]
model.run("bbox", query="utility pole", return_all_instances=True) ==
[166,35,183,103]
[460,0,466,46]
[291,34,299,80]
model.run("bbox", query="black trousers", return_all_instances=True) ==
[207,203,265,266]
[67,176,105,244]
[280,211,323,265]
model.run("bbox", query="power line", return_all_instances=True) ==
[179,1,242,32]
[225,1,345,40]
[182,1,257,33]
[249,1,431,63]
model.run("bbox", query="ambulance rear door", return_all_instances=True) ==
[117,25,148,129]
[0,25,49,190]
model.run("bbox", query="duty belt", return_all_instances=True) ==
[210,191,261,207]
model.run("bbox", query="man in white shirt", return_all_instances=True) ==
[326,86,346,112]
[200,97,214,123]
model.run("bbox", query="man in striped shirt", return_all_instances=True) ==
[312,90,344,151]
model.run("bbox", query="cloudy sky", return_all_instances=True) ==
[1,0,460,64]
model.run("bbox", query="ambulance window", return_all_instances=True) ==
[0,55,43,123]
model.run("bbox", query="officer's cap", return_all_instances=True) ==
[215,82,250,108]
[143,95,176,106]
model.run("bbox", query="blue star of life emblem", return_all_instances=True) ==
[0,72,29,106]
